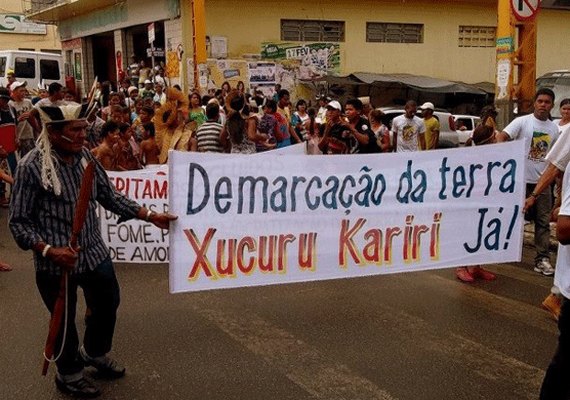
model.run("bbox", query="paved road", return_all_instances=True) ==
[0,206,559,400]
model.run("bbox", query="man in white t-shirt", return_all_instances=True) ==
[391,100,426,152]
[34,82,68,108]
[497,88,559,276]
[524,122,570,320]
[540,165,570,399]
[9,81,39,158]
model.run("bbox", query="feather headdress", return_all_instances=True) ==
[36,103,96,196]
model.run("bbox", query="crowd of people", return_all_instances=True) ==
[3,75,570,398]
[2,79,448,188]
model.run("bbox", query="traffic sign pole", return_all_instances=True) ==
[495,0,516,129]
[511,0,540,21]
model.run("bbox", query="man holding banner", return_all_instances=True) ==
[9,103,176,398]
[497,88,559,276]
[540,159,570,399]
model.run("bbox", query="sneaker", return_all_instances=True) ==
[470,267,496,281]
[456,267,474,283]
[80,346,125,379]
[55,376,101,398]
[535,259,555,276]
[541,293,561,321]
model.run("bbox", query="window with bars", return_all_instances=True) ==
[281,19,345,42]
[366,22,424,43]
[458,26,496,47]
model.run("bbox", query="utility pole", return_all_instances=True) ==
[191,0,207,92]
[495,0,539,129]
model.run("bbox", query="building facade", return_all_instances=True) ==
[1,0,60,52]
[23,0,570,97]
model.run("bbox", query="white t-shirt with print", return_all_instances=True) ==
[546,125,570,172]
[9,99,35,141]
[503,114,559,183]
[555,169,570,299]
[391,114,425,152]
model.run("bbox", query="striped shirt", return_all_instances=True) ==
[9,148,141,275]
[195,121,224,153]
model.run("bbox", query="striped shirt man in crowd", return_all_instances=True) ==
[195,102,225,153]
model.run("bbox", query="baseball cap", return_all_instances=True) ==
[127,86,139,95]
[144,79,152,84]
[326,100,342,111]
[0,87,10,100]
[11,81,27,91]
[420,102,434,110]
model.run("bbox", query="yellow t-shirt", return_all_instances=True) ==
[423,117,440,150]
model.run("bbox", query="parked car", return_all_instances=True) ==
[376,107,459,148]
[453,114,481,146]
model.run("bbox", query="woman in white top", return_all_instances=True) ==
[369,109,391,152]
[553,98,570,134]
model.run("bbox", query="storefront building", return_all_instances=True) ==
[23,0,570,97]
[1,0,60,53]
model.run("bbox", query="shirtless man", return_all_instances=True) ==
[116,124,141,171]
[139,123,160,166]
[91,121,120,170]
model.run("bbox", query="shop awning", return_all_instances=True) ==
[336,72,489,95]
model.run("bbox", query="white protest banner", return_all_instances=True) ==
[169,141,526,293]
[98,146,302,264]
[100,166,169,263]
[257,142,306,155]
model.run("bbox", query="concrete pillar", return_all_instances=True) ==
[164,18,183,89]
[114,29,127,82]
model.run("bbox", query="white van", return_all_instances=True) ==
[0,50,64,90]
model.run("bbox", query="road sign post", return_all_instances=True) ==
[511,0,540,21]
[148,23,156,69]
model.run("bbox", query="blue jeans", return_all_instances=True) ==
[36,257,120,376]
[541,297,570,399]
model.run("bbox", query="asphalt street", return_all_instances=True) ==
[0,206,560,400]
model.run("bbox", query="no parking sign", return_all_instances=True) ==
[511,0,540,21]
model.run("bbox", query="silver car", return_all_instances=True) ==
[454,114,481,146]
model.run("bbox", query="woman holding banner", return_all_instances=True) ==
[455,124,497,283]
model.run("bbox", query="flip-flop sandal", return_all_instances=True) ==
[0,262,12,272]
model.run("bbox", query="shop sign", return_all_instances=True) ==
[0,14,47,35]
[146,47,165,57]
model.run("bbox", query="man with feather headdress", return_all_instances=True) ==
[153,86,193,163]
[8,102,176,397]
